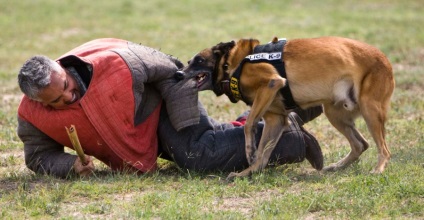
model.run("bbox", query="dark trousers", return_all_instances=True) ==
[157,103,322,172]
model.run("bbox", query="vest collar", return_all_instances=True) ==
[220,48,244,104]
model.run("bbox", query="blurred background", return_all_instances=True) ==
[1,0,423,156]
[1,0,422,142]
[0,0,423,218]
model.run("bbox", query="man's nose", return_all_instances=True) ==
[63,91,74,103]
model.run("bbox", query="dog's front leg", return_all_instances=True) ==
[228,76,287,180]
[251,112,287,170]
[244,109,262,165]
[227,112,287,180]
[243,85,282,165]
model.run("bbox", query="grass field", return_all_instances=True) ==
[0,0,423,219]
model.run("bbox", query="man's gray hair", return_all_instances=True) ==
[18,55,61,100]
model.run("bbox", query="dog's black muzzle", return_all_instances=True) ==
[174,70,186,81]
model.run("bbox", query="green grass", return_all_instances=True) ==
[0,0,423,219]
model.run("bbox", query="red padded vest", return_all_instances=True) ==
[18,38,161,172]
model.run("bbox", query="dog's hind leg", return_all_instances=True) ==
[322,104,369,171]
[358,78,393,173]
[360,99,391,173]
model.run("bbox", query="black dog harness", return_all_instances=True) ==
[227,39,298,109]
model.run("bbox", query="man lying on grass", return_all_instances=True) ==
[16,38,323,178]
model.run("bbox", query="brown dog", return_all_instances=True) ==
[178,36,395,179]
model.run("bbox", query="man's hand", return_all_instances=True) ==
[73,155,95,177]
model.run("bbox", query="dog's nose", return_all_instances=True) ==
[174,70,185,81]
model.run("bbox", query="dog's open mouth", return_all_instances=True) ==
[196,73,206,84]
[196,72,210,90]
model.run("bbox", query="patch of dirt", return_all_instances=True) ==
[212,189,282,217]
[2,94,22,103]
[1,93,22,113]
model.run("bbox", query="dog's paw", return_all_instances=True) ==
[370,167,385,174]
[323,161,351,172]
[226,172,240,181]
[226,169,252,181]
[322,164,338,172]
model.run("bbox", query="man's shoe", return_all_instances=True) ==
[303,129,324,170]
[289,112,324,170]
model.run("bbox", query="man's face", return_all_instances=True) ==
[37,67,81,109]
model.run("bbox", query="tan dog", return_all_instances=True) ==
[178,36,395,179]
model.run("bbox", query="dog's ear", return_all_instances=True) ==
[249,39,260,49]
[212,41,236,57]
[246,38,260,52]
[271,36,279,43]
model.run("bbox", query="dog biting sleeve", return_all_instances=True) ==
[113,42,200,131]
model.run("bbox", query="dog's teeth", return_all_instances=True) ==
[197,74,206,83]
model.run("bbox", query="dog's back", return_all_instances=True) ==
[283,37,394,111]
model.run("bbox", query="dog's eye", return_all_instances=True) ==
[197,57,205,63]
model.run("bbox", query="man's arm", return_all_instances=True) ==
[17,116,78,178]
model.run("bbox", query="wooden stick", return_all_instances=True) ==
[65,125,88,165]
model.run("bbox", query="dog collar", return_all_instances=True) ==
[219,43,242,103]
[221,73,241,103]
[221,57,248,104]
